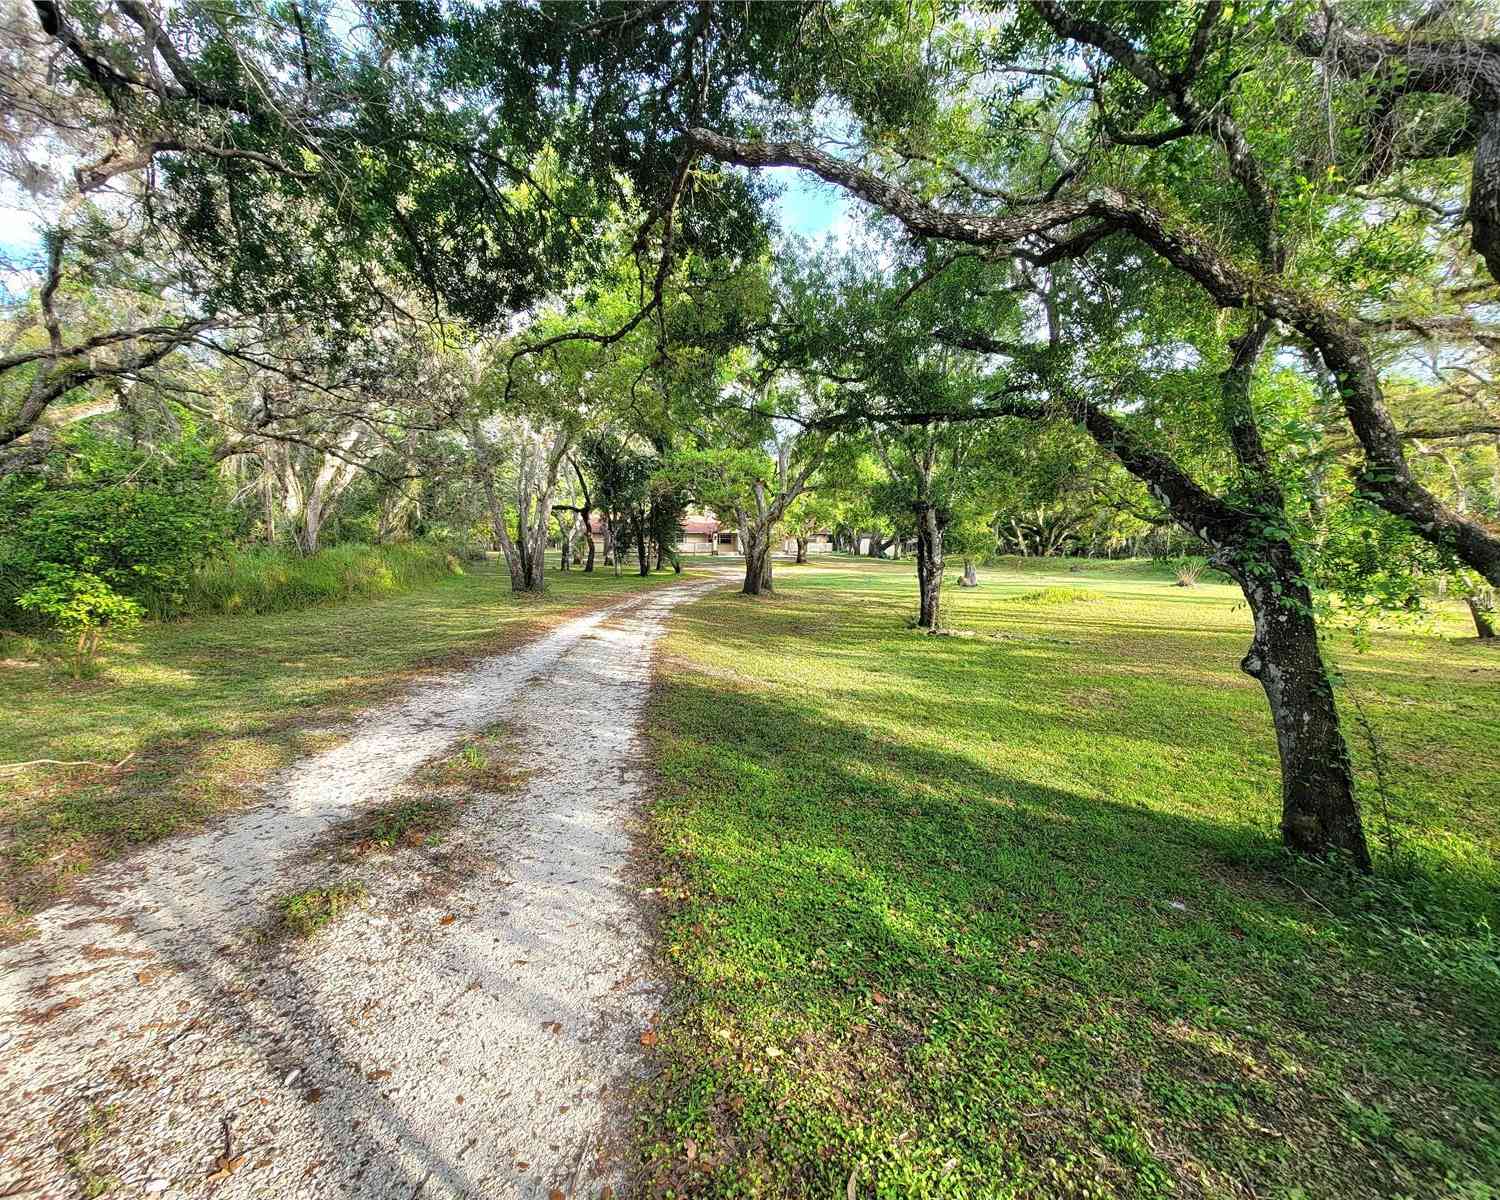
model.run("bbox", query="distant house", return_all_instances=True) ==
[583,510,830,556]
[587,513,729,554]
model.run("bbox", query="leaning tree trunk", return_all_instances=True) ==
[1230,554,1372,870]
[486,508,525,592]
[1467,591,1497,638]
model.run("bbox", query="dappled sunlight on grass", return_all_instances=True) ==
[641,556,1499,1199]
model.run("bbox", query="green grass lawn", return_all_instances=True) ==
[641,556,1499,1199]
[0,557,699,931]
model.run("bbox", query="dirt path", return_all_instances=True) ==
[0,572,727,1199]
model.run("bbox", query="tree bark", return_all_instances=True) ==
[518,426,571,592]
[283,425,365,557]
[557,510,574,570]
[961,560,979,587]
[295,489,324,556]
[480,471,525,592]
[796,537,808,563]
[729,441,826,597]
[741,525,773,595]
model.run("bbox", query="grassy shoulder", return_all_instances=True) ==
[0,557,701,932]
[640,556,1499,1199]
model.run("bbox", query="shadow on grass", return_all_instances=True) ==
[643,671,1500,1199]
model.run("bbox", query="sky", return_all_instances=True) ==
[769,167,853,245]
[0,197,42,260]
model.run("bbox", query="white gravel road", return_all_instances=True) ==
[0,572,726,1199]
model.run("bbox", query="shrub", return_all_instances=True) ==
[0,429,229,624]
[15,565,144,678]
[1171,556,1206,587]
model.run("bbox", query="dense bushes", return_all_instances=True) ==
[0,429,478,639]
[184,542,468,617]
[0,431,229,629]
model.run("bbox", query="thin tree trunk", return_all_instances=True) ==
[558,511,574,571]
[603,522,616,569]
[473,431,525,592]
[570,457,596,573]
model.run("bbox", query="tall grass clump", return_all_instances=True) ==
[185,542,468,617]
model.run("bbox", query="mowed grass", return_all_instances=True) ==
[0,557,700,931]
[641,556,1499,1199]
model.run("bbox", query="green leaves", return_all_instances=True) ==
[0,428,229,623]
[15,566,144,636]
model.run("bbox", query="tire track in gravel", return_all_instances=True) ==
[0,570,730,1199]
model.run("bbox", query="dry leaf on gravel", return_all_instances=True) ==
[206,1153,246,1182]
